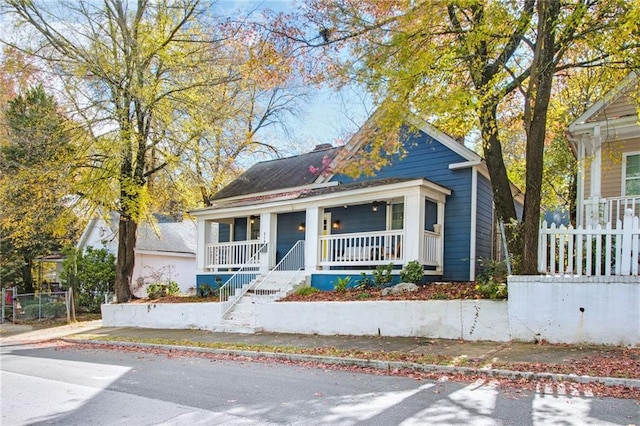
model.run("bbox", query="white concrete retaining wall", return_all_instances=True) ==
[508,276,640,346]
[100,277,639,346]
[101,302,220,330]
[257,300,510,341]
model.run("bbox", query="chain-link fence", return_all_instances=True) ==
[2,287,71,323]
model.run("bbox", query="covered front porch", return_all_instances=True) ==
[193,178,450,277]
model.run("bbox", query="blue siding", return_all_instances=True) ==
[276,211,306,262]
[234,217,248,241]
[475,174,494,266]
[219,223,230,242]
[331,130,474,281]
[326,204,386,235]
[311,273,401,291]
[196,273,233,289]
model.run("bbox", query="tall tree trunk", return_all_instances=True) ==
[20,256,34,294]
[479,103,520,263]
[521,0,560,274]
[480,104,517,224]
[114,215,136,303]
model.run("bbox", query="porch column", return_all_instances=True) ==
[196,218,213,272]
[305,206,321,271]
[260,213,277,272]
[588,126,602,225]
[576,138,585,227]
[404,189,425,262]
[436,199,445,274]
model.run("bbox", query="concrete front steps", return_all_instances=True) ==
[216,271,307,334]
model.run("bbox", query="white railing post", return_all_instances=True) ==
[632,215,639,276]
[620,209,633,275]
[549,223,557,274]
[604,221,612,276]
[538,221,547,273]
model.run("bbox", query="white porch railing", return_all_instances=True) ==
[206,240,262,270]
[319,230,404,266]
[219,242,267,318]
[583,196,640,226]
[422,230,441,267]
[539,210,639,276]
[253,240,305,298]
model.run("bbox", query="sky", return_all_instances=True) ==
[221,0,372,156]
[0,0,371,159]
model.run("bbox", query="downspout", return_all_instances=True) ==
[469,167,478,281]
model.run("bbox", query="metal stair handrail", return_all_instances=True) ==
[219,242,267,318]
[252,240,305,299]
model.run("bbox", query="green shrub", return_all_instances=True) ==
[475,258,508,299]
[333,276,351,293]
[166,281,180,295]
[296,286,320,296]
[356,272,374,289]
[23,304,40,320]
[400,260,424,284]
[61,246,115,313]
[476,258,508,284]
[146,281,181,299]
[372,263,394,288]
[475,280,508,299]
[198,283,213,297]
[23,301,66,319]
[42,302,67,318]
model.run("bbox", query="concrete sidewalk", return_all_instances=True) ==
[1,321,638,388]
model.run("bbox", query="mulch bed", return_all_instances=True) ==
[279,282,483,302]
[129,282,487,303]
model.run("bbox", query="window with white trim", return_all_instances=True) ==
[623,152,640,196]
[390,203,404,230]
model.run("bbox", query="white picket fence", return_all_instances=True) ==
[539,209,640,276]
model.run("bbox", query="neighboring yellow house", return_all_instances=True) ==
[567,72,640,226]
[539,72,639,277]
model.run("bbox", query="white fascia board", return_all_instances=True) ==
[449,159,483,170]
[194,178,451,220]
[568,115,639,137]
[449,159,492,182]
[189,182,339,216]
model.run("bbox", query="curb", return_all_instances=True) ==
[66,338,640,389]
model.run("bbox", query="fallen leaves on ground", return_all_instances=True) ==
[55,341,640,400]
[493,347,640,380]
[280,282,482,302]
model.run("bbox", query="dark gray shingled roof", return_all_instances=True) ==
[208,177,446,209]
[211,145,342,202]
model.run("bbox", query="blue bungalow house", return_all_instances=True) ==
[190,115,522,314]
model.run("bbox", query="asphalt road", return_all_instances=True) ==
[1,342,638,425]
